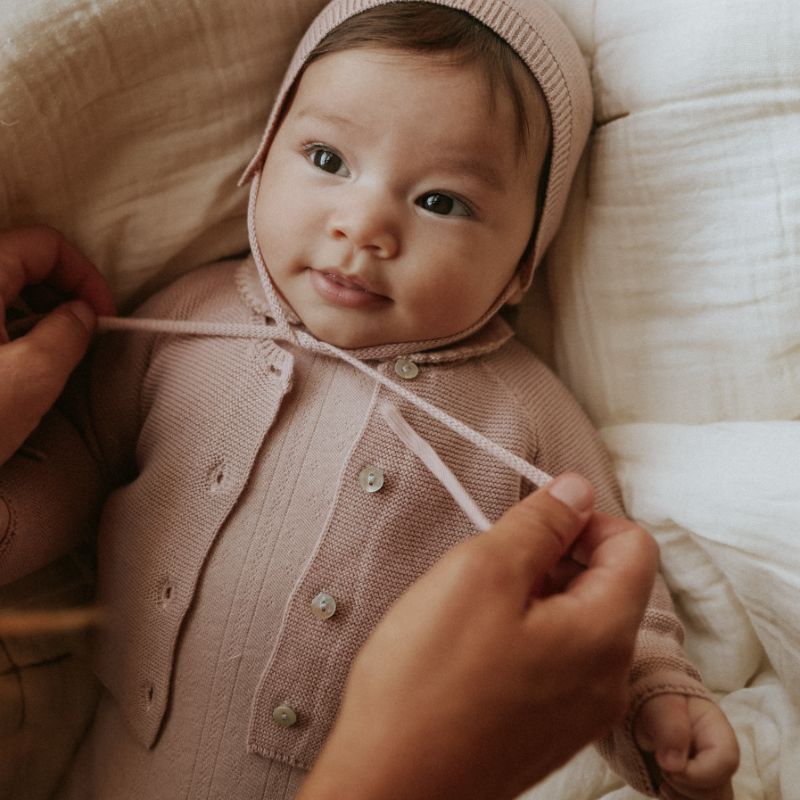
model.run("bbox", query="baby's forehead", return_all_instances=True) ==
[294,45,550,166]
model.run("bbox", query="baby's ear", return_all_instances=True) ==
[505,274,524,305]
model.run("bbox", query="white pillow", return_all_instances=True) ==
[531,0,800,425]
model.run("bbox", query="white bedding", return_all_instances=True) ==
[1,0,798,798]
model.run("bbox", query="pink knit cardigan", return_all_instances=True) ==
[0,257,712,796]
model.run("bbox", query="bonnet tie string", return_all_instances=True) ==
[97,312,555,532]
[379,403,493,532]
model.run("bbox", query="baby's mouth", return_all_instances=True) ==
[324,271,368,291]
[320,269,384,295]
[309,268,390,308]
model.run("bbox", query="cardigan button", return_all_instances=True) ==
[310,592,337,620]
[273,704,298,728]
[358,466,384,493]
[394,357,419,380]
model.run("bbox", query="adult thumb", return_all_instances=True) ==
[21,301,96,402]
[482,473,594,590]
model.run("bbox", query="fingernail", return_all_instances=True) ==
[67,301,96,333]
[547,474,593,513]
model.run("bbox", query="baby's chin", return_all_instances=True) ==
[303,321,398,350]
[301,317,451,351]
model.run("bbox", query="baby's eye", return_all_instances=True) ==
[305,146,350,177]
[416,192,471,217]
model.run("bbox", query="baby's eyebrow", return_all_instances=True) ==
[436,156,506,193]
[295,108,360,130]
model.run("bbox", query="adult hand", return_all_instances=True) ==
[299,473,659,800]
[0,226,115,465]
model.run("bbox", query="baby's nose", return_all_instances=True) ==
[327,192,400,259]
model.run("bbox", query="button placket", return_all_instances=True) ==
[159,579,175,609]
[142,682,155,708]
[208,458,230,494]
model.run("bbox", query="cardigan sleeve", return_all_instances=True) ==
[516,349,714,796]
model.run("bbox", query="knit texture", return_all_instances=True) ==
[57,306,373,799]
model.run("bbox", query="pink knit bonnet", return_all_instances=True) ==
[241,0,594,295]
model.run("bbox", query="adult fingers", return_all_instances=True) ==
[8,301,96,420]
[559,511,659,633]
[476,473,594,602]
[0,226,115,316]
[526,513,658,700]
[571,510,652,563]
[25,298,96,367]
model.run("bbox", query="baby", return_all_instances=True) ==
[0,1,738,798]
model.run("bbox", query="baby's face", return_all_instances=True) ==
[255,46,546,349]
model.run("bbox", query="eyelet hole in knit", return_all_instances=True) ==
[159,580,174,608]
[208,459,231,493]
[143,683,154,707]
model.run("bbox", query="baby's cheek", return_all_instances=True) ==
[418,277,469,317]
[255,200,290,244]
